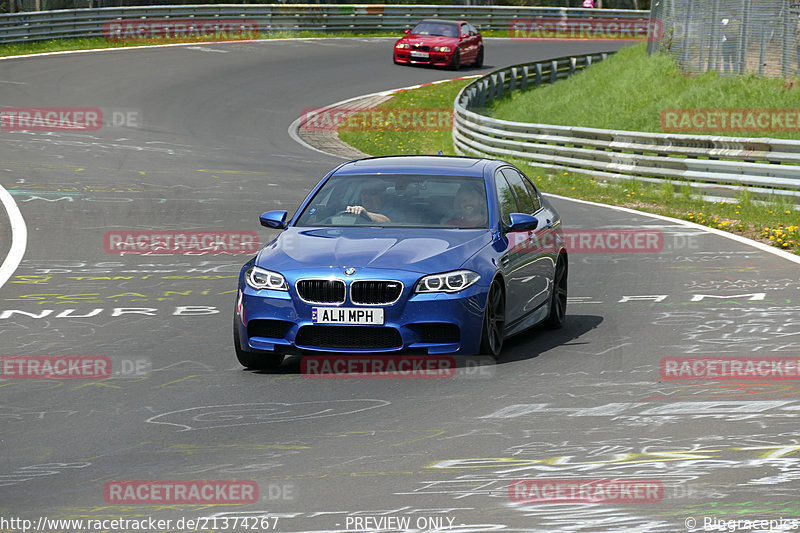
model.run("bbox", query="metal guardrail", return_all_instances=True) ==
[453,53,800,203]
[0,5,649,44]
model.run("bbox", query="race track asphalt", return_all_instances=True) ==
[1,37,799,532]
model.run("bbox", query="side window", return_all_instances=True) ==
[468,23,478,36]
[521,175,542,212]
[495,171,518,225]
[460,24,469,37]
[501,168,535,214]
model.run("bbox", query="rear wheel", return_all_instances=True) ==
[234,317,284,370]
[544,255,568,329]
[479,279,505,357]
[450,49,461,70]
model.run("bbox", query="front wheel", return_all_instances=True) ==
[450,49,461,71]
[544,255,568,329]
[479,279,505,357]
[234,317,284,370]
[474,46,484,68]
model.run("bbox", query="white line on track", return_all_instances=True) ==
[544,192,800,266]
[0,37,398,62]
[0,183,27,289]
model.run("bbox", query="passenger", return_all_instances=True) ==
[443,183,488,227]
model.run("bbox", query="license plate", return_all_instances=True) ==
[410,51,429,58]
[312,307,384,325]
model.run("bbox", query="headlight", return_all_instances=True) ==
[396,43,410,49]
[245,266,288,291]
[415,270,480,293]
[433,46,451,53]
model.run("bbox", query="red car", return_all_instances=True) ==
[393,19,484,70]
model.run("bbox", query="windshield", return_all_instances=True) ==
[295,174,489,229]
[409,21,458,38]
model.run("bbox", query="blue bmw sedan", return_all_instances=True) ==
[234,155,567,369]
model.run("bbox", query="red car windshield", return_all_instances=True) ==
[410,21,458,38]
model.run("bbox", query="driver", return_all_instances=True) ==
[346,183,402,223]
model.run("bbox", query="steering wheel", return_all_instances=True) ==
[320,209,371,224]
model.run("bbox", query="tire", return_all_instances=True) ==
[450,49,461,71]
[474,46,484,68]
[234,317,284,370]
[544,255,568,329]
[479,279,505,357]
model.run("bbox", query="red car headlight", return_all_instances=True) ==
[432,46,451,53]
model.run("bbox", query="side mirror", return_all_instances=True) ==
[259,210,288,229]
[506,213,539,232]
[403,28,410,34]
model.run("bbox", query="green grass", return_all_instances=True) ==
[489,43,800,140]
[338,79,471,156]
[337,69,800,255]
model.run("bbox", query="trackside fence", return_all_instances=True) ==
[0,5,648,44]
[453,53,800,203]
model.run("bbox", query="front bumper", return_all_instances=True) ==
[393,51,454,67]
[235,267,487,355]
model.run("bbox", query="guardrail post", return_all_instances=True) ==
[569,56,576,75]
[496,72,504,99]
[550,60,558,84]
[521,65,529,91]
[509,67,517,94]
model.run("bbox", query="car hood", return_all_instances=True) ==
[399,35,458,47]
[256,227,490,274]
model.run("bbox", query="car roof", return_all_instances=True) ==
[335,155,490,177]
[418,19,462,25]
